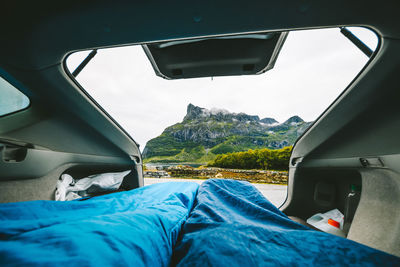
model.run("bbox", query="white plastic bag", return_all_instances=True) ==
[55,170,131,201]
[306,209,345,237]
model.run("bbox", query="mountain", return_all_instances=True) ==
[142,104,312,163]
[260,117,278,124]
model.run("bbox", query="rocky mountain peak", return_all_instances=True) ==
[184,103,204,121]
[283,116,304,124]
[143,104,313,161]
[260,117,278,124]
[184,104,260,122]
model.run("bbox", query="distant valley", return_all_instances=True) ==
[142,104,312,164]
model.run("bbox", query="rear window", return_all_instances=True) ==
[0,75,29,116]
[66,27,378,150]
[66,27,378,207]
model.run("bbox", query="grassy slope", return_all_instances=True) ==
[143,145,217,164]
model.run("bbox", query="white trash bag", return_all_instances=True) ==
[55,170,131,201]
[306,209,345,237]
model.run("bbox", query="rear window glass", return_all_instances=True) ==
[0,76,29,116]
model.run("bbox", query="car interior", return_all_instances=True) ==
[0,0,399,260]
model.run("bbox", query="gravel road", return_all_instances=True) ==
[144,178,287,207]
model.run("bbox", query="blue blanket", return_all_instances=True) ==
[172,179,400,266]
[1,179,399,266]
[0,182,199,266]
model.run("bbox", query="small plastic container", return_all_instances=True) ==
[307,209,345,237]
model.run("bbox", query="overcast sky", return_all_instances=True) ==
[67,27,377,149]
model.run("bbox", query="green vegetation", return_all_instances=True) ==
[209,143,238,154]
[143,133,199,158]
[143,145,217,164]
[208,146,292,171]
[209,135,274,154]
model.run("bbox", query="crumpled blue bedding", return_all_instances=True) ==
[0,179,399,266]
[172,179,400,266]
[0,182,199,266]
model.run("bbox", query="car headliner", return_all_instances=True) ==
[1,1,399,69]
